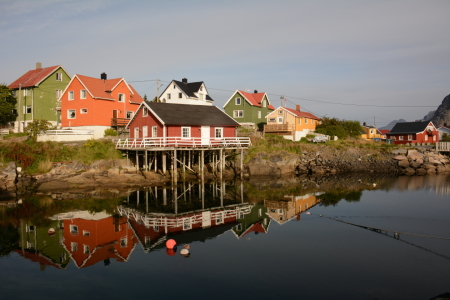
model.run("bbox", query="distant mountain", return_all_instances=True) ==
[423,110,436,121]
[431,94,450,127]
[379,119,406,130]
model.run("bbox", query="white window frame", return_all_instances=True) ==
[71,242,78,252]
[68,109,76,119]
[305,118,308,124]
[262,100,266,107]
[233,110,243,118]
[433,135,436,141]
[235,97,241,105]
[68,91,74,100]
[167,93,171,100]
[424,135,428,141]
[83,245,89,254]
[178,93,182,99]
[143,107,148,117]
[126,111,133,119]
[83,230,90,236]
[258,111,261,119]
[23,89,30,97]
[408,135,412,141]
[278,110,283,115]
[278,117,283,123]
[118,93,125,102]
[80,89,86,99]
[70,225,78,234]
[80,108,88,114]
[183,218,192,230]
[120,238,127,247]
[143,126,148,137]
[399,136,404,141]
[269,118,276,122]
[297,118,301,125]
[24,105,32,114]
[152,126,157,137]
[215,127,223,139]
[56,89,62,99]
[56,73,62,81]
[182,127,191,138]
[216,212,224,224]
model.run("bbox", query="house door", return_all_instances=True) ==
[201,126,210,145]
[113,110,118,119]
[134,127,139,138]
[202,211,211,228]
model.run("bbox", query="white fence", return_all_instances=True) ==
[37,130,94,142]
[116,137,251,149]
[436,142,450,152]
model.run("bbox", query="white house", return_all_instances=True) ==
[159,78,213,106]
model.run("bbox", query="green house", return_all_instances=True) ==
[8,63,70,132]
[223,90,275,129]
[232,203,270,238]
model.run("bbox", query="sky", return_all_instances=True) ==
[1,0,449,128]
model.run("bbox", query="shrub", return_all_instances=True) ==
[104,128,118,136]
[24,119,54,137]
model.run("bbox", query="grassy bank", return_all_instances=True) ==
[0,138,123,175]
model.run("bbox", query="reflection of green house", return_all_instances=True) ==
[8,63,70,132]
[223,90,275,130]
[232,204,270,238]
[16,220,70,270]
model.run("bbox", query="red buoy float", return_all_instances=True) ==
[166,239,176,249]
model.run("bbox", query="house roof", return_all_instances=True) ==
[387,121,434,135]
[283,107,321,120]
[235,90,275,110]
[143,102,239,126]
[71,74,144,102]
[172,80,214,101]
[8,65,65,89]
[379,129,390,135]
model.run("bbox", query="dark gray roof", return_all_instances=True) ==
[173,80,214,102]
[147,102,239,126]
[388,121,431,134]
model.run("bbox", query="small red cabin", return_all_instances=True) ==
[386,121,439,145]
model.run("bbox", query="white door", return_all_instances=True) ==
[134,127,139,138]
[201,126,210,145]
[202,211,211,228]
[143,126,148,137]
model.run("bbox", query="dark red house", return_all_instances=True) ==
[126,102,240,146]
[386,121,439,145]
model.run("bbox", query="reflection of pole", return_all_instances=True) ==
[241,181,244,203]
[201,150,204,182]
[240,149,244,180]
[219,148,223,181]
[146,190,148,213]
[201,178,205,210]
[173,150,177,184]
[174,186,178,215]
[220,180,224,207]
[163,188,167,205]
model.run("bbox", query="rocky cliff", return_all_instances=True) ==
[431,94,450,127]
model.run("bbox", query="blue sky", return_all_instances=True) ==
[1,0,449,127]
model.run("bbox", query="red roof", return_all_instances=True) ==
[75,74,144,102]
[238,90,275,110]
[284,107,320,120]
[379,129,390,135]
[9,65,61,89]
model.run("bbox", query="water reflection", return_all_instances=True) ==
[1,174,450,272]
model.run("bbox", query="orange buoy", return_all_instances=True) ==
[166,248,176,256]
[166,239,176,249]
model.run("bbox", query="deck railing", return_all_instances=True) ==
[436,142,450,152]
[115,137,252,149]
[111,118,129,127]
[264,124,294,132]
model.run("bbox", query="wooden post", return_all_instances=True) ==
[162,151,166,175]
[136,151,139,173]
[145,150,148,171]
[154,152,157,172]
[201,150,204,182]
[173,149,177,184]
[219,148,223,181]
[183,151,186,179]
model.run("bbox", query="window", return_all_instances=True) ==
[433,135,436,141]
[278,110,283,115]
[56,73,62,81]
[68,91,74,100]
[178,93,182,98]
[199,94,203,100]
[152,126,157,137]
[215,127,223,138]
[143,107,148,117]
[235,97,241,105]
[199,86,203,91]
[182,127,191,138]
[145,236,151,247]
[23,89,29,97]
[120,238,127,247]
[24,105,32,114]
[233,110,243,118]
[216,213,223,224]
[56,89,62,99]
[68,109,76,119]
[143,126,148,137]
[83,231,90,236]
[399,136,404,141]
[408,135,412,141]
[258,208,262,217]
[262,100,266,107]
[71,242,78,252]
[80,108,88,114]
[167,93,171,100]
[70,225,78,234]
[173,85,176,89]
[258,111,261,119]
[126,111,133,119]
[118,93,125,102]
[305,118,308,124]
[83,245,89,254]
[297,118,301,125]
[183,218,192,230]
[269,118,275,122]
[370,129,374,134]
[80,89,86,99]
[424,135,428,141]
[278,117,283,123]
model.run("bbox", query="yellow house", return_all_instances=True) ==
[361,124,382,140]
[264,105,321,141]
[264,193,321,225]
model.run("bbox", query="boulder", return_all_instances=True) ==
[393,155,407,161]
[398,160,410,168]
[407,150,423,161]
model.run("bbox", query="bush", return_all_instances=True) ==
[104,128,118,136]
[24,119,54,137]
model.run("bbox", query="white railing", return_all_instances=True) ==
[116,137,251,148]
[436,142,450,152]
[44,129,94,135]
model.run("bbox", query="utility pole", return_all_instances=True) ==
[156,79,164,102]
[18,84,21,133]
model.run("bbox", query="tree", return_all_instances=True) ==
[0,225,19,258]
[143,94,148,102]
[0,84,18,126]
[442,133,450,142]
[316,117,362,139]
[24,119,54,137]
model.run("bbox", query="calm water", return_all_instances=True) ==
[0,175,450,300]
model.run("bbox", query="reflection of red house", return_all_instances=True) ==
[14,249,64,270]
[59,211,138,268]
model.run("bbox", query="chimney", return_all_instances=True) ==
[296,105,300,111]
[182,78,188,83]
[36,62,42,69]
[363,122,366,126]
[254,90,258,93]
[101,72,107,80]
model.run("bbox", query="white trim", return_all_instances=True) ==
[182,126,191,138]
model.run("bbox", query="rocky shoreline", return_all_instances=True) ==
[0,146,449,198]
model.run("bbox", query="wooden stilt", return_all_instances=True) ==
[162,151,166,175]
